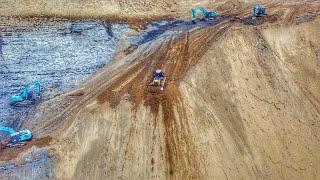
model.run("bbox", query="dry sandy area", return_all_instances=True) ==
[1,0,320,179]
[0,0,231,18]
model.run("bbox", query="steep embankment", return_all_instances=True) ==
[179,19,320,179]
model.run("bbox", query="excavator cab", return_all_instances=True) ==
[253,5,267,17]
[10,130,32,143]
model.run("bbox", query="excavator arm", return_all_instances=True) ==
[0,126,15,134]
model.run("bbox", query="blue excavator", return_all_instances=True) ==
[192,7,219,23]
[253,4,267,17]
[11,81,42,105]
[0,126,32,148]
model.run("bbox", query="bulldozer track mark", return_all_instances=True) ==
[30,16,232,178]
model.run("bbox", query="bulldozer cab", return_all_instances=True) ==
[154,69,165,79]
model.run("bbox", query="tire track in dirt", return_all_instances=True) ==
[93,22,231,178]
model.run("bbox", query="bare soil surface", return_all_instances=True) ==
[0,0,245,19]
[0,136,52,161]
[1,0,320,179]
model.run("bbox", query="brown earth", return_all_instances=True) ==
[0,0,300,20]
[1,0,320,179]
[0,0,241,19]
[0,136,52,161]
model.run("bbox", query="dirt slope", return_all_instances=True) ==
[1,1,320,180]
[179,20,320,179]
[0,0,213,19]
[0,0,267,20]
[21,2,318,179]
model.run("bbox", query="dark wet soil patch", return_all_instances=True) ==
[0,136,52,162]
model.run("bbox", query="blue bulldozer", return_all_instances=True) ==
[11,81,42,105]
[192,7,219,23]
[0,126,32,148]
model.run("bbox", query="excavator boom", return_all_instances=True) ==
[0,126,15,134]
